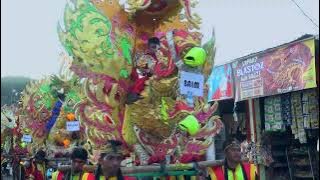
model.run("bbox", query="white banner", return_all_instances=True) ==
[66,121,80,131]
[180,71,204,97]
[22,134,32,143]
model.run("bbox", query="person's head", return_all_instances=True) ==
[223,138,242,164]
[148,37,160,53]
[34,150,46,164]
[98,140,124,177]
[70,147,88,173]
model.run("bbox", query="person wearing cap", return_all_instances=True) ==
[94,140,135,180]
[24,150,48,180]
[52,147,94,180]
[207,138,258,180]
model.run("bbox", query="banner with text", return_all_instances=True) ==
[66,121,80,132]
[22,134,32,143]
[180,71,204,97]
[207,64,234,101]
[232,39,317,101]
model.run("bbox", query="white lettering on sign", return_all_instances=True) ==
[66,121,80,132]
[22,135,32,143]
[180,71,204,97]
[241,56,258,66]
[236,61,264,77]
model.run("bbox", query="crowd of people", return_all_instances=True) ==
[1,138,258,180]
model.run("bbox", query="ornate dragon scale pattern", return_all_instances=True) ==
[15,57,86,155]
[13,0,223,164]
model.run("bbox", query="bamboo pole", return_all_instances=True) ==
[122,160,224,174]
[57,160,224,175]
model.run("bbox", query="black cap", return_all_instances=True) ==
[148,37,160,45]
[34,150,46,161]
[223,138,240,151]
[71,147,88,161]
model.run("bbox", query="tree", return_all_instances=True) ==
[1,76,32,106]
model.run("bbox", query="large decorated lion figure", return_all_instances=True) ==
[17,57,86,156]
[57,0,222,165]
[15,0,222,165]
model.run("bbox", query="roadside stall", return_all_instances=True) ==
[230,35,319,179]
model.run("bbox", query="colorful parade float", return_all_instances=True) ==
[17,67,86,156]
[15,0,224,176]
[1,105,17,155]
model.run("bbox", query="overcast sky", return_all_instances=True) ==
[1,0,319,79]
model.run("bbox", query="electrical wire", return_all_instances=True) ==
[289,0,319,29]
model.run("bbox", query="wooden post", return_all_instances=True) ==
[248,99,256,143]
[254,98,266,180]
[206,121,216,161]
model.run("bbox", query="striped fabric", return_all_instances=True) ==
[51,171,94,180]
[207,163,256,180]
